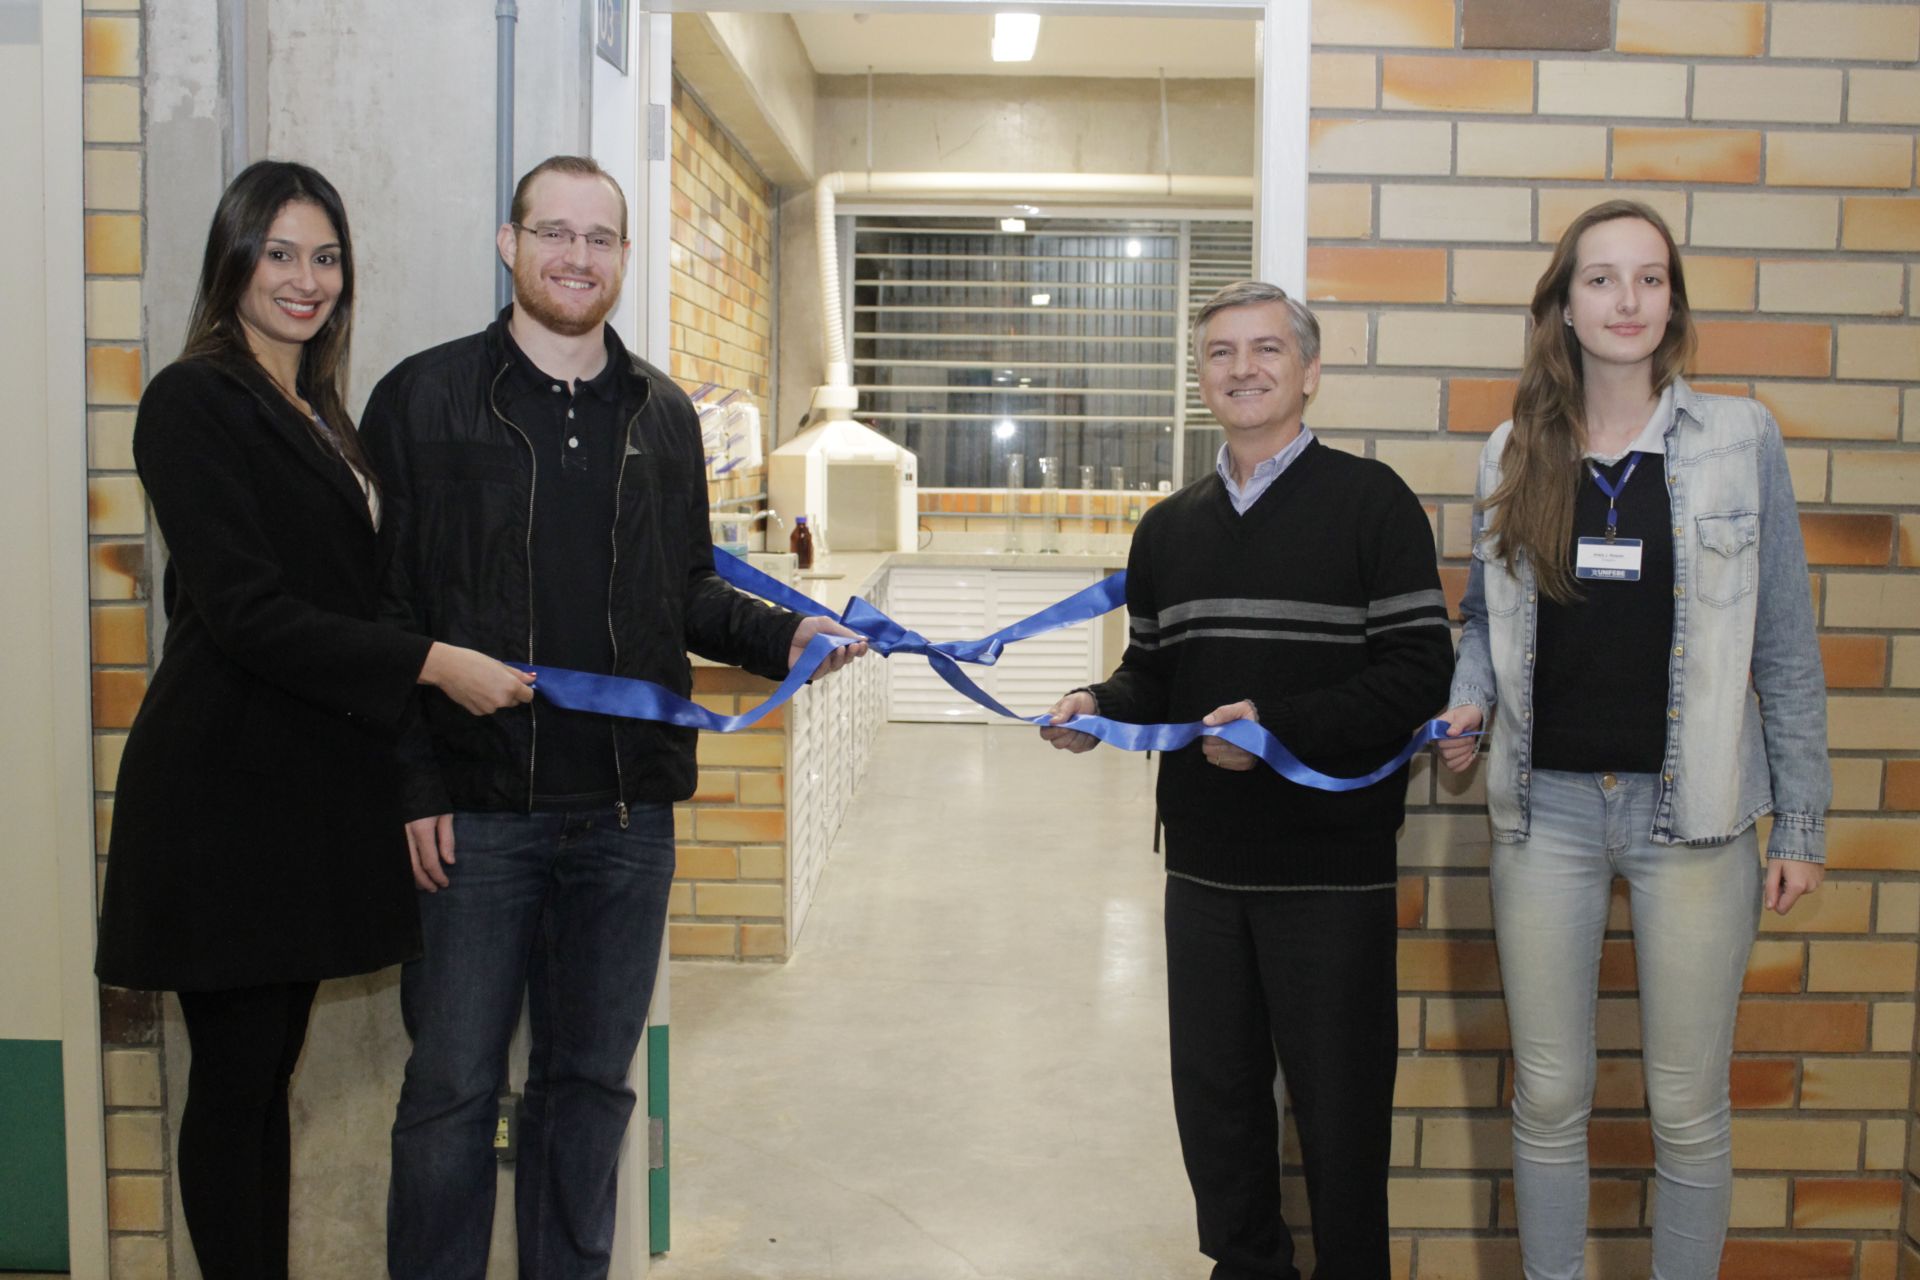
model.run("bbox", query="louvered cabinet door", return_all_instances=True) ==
[884,567,995,723]
[884,566,1103,723]
[987,570,1101,721]
[787,683,825,939]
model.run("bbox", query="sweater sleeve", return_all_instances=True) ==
[1086,507,1175,724]
[1252,469,1455,756]
[135,363,434,727]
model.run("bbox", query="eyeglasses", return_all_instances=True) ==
[512,223,627,256]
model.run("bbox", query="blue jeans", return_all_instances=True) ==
[387,804,675,1280]
[1492,771,1760,1280]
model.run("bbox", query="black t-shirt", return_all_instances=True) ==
[503,329,625,808]
[1531,452,1675,775]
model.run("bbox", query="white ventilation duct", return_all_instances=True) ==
[809,170,1256,419]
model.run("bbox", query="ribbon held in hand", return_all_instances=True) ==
[520,551,1466,792]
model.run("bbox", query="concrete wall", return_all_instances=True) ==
[814,72,1254,176]
[675,11,817,186]
[144,0,590,418]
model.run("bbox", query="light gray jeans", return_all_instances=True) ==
[1491,769,1761,1280]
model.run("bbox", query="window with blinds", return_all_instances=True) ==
[850,216,1252,490]
[1181,221,1256,484]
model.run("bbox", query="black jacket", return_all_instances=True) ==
[361,314,801,819]
[95,358,433,991]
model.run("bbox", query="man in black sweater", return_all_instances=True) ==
[1044,281,1453,1280]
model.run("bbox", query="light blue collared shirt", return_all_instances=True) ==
[1215,427,1316,515]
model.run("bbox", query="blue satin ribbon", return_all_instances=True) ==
[520,551,1469,791]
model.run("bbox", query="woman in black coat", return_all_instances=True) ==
[94,161,534,1280]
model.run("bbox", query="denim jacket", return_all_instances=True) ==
[1449,380,1830,862]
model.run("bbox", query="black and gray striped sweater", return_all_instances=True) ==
[1090,439,1455,890]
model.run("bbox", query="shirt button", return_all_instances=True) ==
[552,384,563,393]
[568,437,580,448]
[1673,645,1684,656]
[1668,707,1680,720]
[1663,773,1674,783]
[1673,586,1685,598]
[567,408,576,419]
[1672,525,1682,537]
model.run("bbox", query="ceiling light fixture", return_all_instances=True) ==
[1125,239,1144,258]
[1029,292,1051,306]
[991,13,1041,62]
[994,419,1018,440]
[999,217,1027,233]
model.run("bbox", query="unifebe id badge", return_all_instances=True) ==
[1575,537,1643,581]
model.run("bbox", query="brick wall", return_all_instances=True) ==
[668,667,792,960]
[670,78,777,509]
[82,4,173,1276]
[1304,2,1919,1275]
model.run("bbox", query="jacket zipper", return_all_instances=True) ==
[606,383,654,831]
[488,362,541,812]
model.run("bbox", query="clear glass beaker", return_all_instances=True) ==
[1038,457,1061,554]
[1003,453,1024,552]
[1078,465,1095,553]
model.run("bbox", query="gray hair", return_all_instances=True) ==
[1191,280,1321,368]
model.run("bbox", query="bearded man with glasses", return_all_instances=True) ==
[363,155,862,1280]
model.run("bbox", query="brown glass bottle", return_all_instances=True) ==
[790,514,814,570]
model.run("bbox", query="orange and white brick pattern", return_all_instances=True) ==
[1301,0,1920,1274]
[83,4,172,1277]
[670,79,775,509]
[669,667,790,960]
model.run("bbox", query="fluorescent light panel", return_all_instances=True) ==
[991,13,1041,62]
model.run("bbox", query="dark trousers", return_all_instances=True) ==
[1165,876,1399,1280]
[389,804,676,1280]
[175,980,320,1280]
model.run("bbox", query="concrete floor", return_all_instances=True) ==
[651,722,1213,1280]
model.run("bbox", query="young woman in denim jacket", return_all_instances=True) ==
[1435,200,1829,1279]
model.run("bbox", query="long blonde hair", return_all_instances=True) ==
[1484,200,1696,602]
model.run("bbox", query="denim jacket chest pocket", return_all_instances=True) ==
[1695,509,1758,607]
[1473,536,1525,618]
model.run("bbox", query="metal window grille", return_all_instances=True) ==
[1181,221,1256,483]
[850,216,1252,490]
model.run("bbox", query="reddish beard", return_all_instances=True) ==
[512,253,621,337]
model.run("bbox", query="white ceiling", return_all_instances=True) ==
[789,14,1257,78]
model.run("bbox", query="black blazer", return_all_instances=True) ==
[95,358,434,992]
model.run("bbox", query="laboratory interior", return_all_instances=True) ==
[5,0,1920,1276]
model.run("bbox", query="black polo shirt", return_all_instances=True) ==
[503,326,625,808]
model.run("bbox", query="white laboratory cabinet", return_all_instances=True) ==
[785,574,890,941]
[883,566,1104,723]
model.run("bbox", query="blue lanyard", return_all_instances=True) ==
[1585,451,1642,542]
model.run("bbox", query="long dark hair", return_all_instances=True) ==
[1485,199,1695,602]
[180,160,373,485]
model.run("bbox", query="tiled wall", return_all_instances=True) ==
[1302,1,1919,1275]
[670,78,776,509]
[83,4,172,1276]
